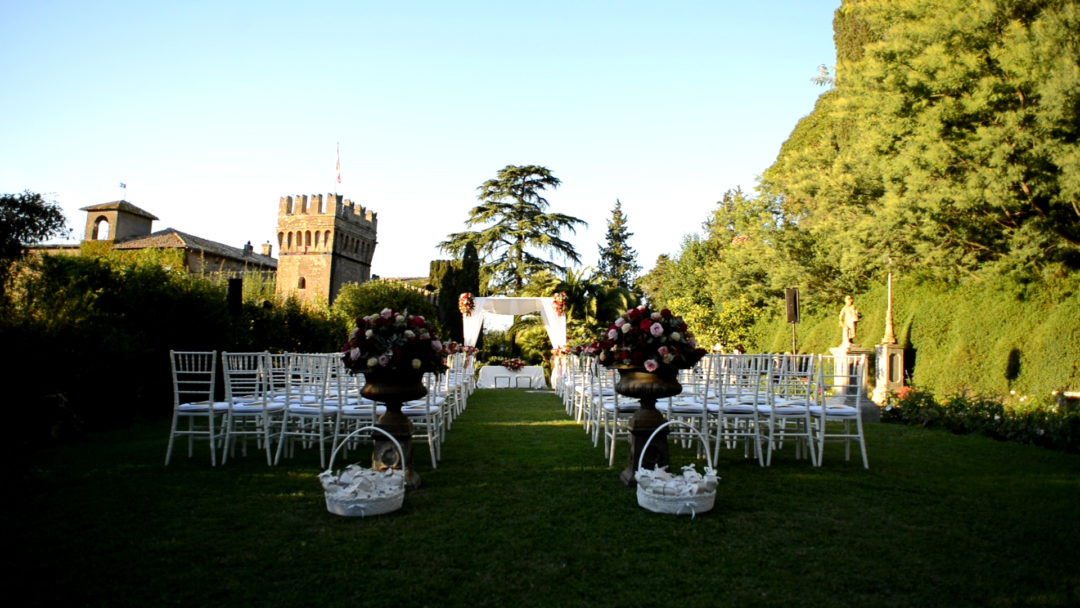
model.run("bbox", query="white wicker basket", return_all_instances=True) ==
[319,426,406,518]
[635,420,718,518]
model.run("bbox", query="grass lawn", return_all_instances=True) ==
[12,389,1080,607]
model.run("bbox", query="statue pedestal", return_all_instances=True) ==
[828,344,879,423]
[872,343,905,406]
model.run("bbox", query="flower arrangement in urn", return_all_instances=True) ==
[342,308,448,375]
[593,304,707,374]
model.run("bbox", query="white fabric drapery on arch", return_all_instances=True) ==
[462,296,567,349]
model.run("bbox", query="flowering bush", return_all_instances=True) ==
[459,292,475,316]
[342,308,448,375]
[501,358,527,371]
[551,345,572,357]
[553,292,568,317]
[592,305,707,373]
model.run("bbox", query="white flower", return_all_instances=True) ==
[411,359,422,369]
[366,357,378,368]
[404,330,415,339]
[365,329,374,338]
[614,318,625,328]
[395,314,405,323]
[651,312,661,320]
[621,324,632,334]
[431,340,443,351]
[670,332,682,342]
[607,329,618,340]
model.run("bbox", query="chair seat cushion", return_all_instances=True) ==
[402,405,440,415]
[286,405,339,415]
[178,401,230,412]
[231,403,285,414]
[722,404,755,415]
[757,404,808,415]
[809,405,858,417]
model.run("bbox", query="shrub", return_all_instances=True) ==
[883,386,1079,453]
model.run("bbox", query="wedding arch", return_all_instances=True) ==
[461,296,567,349]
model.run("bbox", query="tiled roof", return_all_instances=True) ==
[114,228,277,268]
[79,200,160,221]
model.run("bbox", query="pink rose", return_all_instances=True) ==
[649,322,664,337]
[378,354,390,366]
[607,329,618,340]
[644,359,659,372]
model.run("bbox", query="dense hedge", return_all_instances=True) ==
[754,272,1080,403]
[3,254,345,443]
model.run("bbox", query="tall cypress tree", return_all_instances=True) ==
[596,199,641,290]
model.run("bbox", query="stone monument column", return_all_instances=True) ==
[872,273,905,406]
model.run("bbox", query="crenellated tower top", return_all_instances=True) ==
[278,193,377,228]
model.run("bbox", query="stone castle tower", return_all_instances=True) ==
[275,193,377,306]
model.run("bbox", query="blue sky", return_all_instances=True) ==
[1,0,839,279]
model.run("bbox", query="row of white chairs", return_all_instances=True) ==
[164,350,475,468]
[554,352,870,469]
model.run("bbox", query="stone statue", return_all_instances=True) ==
[838,295,861,345]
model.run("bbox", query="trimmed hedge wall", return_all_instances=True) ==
[755,273,1080,402]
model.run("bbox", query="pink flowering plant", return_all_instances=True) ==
[342,308,448,375]
[592,304,707,374]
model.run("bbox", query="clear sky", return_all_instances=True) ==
[1,0,839,280]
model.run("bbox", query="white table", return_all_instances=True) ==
[476,365,547,389]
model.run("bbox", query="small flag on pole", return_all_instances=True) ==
[336,143,341,184]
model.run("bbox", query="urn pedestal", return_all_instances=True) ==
[361,370,427,491]
[614,368,683,487]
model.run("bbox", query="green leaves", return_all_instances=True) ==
[439,165,586,293]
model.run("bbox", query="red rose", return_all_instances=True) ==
[630,351,645,365]
[660,309,672,319]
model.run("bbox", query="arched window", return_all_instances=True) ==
[314,231,320,248]
[324,231,331,248]
[92,217,111,240]
[287,232,293,249]
[298,277,306,289]
[277,232,284,252]
[305,231,312,248]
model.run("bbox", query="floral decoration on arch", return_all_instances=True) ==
[591,304,707,374]
[459,292,475,316]
[553,292,568,317]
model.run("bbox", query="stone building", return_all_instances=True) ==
[274,193,377,306]
[33,200,277,275]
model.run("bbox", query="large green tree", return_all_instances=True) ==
[440,165,586,293]
[0,191,68,299]
[596,199,641,290]
[763,0,1080,286]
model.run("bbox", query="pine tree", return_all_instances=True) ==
[440,165,585,293]
[596,199,640,290]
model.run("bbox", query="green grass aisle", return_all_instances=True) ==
[11,389,1080,607]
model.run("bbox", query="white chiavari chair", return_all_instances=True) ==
[811,354,870,468]
[221,351,284,465]
[165,350,229,466]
